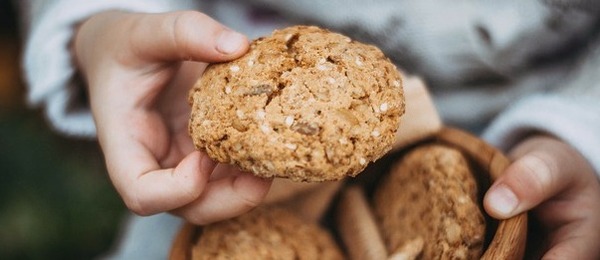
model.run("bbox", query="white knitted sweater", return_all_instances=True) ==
[19,0,600,173]
[17,1,600,259]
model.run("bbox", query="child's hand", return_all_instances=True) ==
[74,11,272,225]
[484,135,600,259]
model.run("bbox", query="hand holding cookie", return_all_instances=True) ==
[74,10,272,225]
[485,135,600,258]
[189,26,405,182]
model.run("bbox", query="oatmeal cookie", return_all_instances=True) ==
[191,206,344,260]
[372,144,486,259]
[189,25,404,182]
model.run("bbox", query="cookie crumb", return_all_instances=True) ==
[355,56,364,66]
[284,116,295,127]
[380,103,389,112]
[339,138,349,145]
[256,110,266,120]
[284,143,298,150]
[284,33,295,42]
[317,64,329,71]
[389,237,424,260]
[291,122,320,136]
[359,157,367,165]
[260,123,271,134]
[371,130,381,137]
[236,110,245,119]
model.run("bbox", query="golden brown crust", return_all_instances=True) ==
[189,25,404,182]
[191,207,344,260]
[372,144,486,259]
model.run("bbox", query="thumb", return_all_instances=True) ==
[484,152,557,219]
[483,136,589,219]
[129,11,249,63]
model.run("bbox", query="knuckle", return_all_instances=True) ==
[120,16,145,62]
[179,182,203,203]
[236,191,263,210]
[171,11,196,59]
[171,11,196,33]
[173,10,206,23]
[123,192,152,216]
[171,11,211,50]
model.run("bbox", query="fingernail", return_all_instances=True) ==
[216,30,246,54]
[487,184,519,217]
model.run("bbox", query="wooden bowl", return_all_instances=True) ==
[336,127,528,260]
[169,127,527,260]
[436,128,527,260]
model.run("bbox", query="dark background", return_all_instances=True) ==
[0,2,126,259]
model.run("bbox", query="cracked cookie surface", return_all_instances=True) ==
[189,25,404,182]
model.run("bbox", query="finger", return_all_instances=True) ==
[209,163,244,181]
[129,11,249,63]
[106,145,217,216]
[173,173,272,225]
[534,166,600,259]
[484,152,562,219]
[483,137,586,219]
[158,61,207,119]
[542,220,600,259]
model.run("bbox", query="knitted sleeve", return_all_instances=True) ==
[19,0,199,138]
[483,43,600,176]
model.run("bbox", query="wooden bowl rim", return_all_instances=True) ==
[435,127,528,260]
[169,127,528,260]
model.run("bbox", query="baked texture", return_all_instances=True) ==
[191,207,344,260]
[189,25,404,182]
[372,144,486,259]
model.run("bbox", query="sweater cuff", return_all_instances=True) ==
[22,0,197,137]
[483,94,600,177]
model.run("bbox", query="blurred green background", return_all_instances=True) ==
[0,2,126,259]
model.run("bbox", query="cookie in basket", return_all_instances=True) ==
[189,25,405,182]
[191,206,344,260]
[372,144,486,259]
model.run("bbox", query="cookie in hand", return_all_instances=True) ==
[189,25,404,182]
